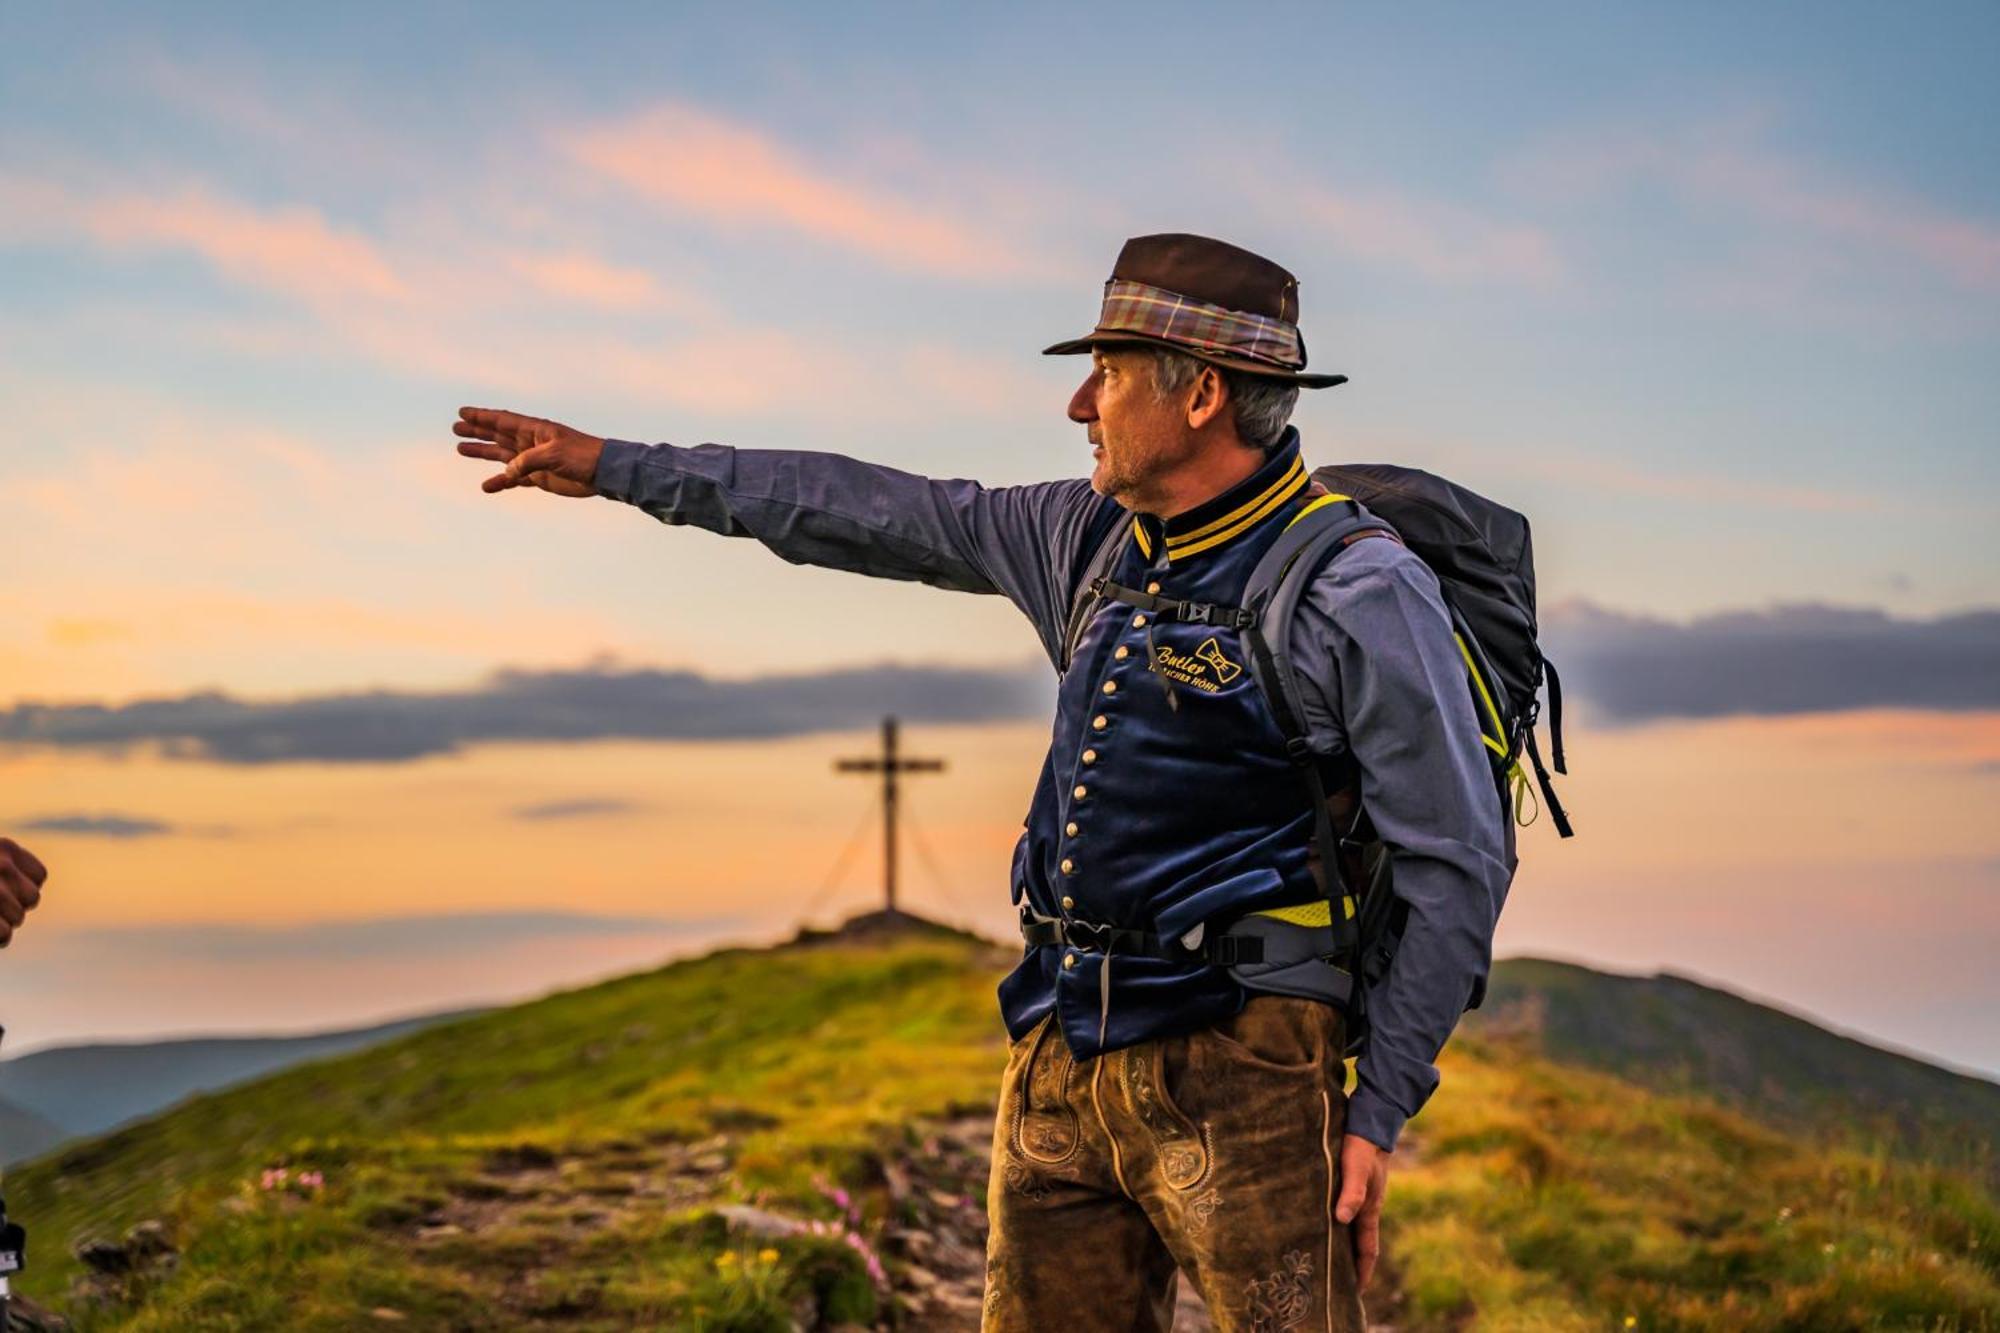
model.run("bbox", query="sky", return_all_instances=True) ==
[1,4,1996,1076]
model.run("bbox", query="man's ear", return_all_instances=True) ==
[1185,363,1230,432]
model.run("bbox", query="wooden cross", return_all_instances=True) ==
[834,717,945,916]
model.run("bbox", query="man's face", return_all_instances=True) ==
[1067,345,1195,505]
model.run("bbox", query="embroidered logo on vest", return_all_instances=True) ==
[1149,635,1244,692]
[1195,637,1243,683]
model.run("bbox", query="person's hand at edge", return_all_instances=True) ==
[1336,1132,1390,1291]
[0,837,49,948]
[453,407,605,498]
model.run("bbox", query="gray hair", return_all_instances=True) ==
[1147,349,1299,452]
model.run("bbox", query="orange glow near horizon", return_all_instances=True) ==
[2,709,1996,1070]
[4,708,1992,931]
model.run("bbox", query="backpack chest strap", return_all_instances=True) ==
[1088,577,1258,629]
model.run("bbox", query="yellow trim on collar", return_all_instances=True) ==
[1166,463,1310,560]
[1170,457,1306,544]
[1132,518,1154,558]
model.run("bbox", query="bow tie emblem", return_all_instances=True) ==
[1194,637,1242,683]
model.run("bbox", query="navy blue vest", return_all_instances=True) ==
[999,436,1331,1060]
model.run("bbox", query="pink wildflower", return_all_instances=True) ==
[841,1230,888,1288]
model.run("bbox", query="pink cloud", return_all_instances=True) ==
[1522,449,1885,515]
[9,175,407,307]
[1292,181,1568,287]
[563,102,1046,280]
[506,250,684,311]
[0,169,1046,428]
[1506,107,2000,294]
[1689,151,2000,293]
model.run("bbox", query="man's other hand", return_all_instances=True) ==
[1335,1132,1390,1291]
[454,407,606,498]
[0,837,49,948]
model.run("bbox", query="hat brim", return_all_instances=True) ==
[1041,331,1347,389]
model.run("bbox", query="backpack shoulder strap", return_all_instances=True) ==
[1238,492,1403,975]
[1058,511,1134,675]
[1240,493,1402,744]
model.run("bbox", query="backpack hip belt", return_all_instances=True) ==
[1018,909,1369,1011]
[1018,910,1266,967]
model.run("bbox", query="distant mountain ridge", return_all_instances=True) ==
[0,1009,481,1164]
[1465,956,2000,1178]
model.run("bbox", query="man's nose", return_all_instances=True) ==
[1068,371,1100,424]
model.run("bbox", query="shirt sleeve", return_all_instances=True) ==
[593,438,1121,668]
[1289,537,1516,1153]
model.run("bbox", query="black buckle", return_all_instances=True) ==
[1064,919,1114,952]
[1177,602,1255,628]
[1204,936,1265,966]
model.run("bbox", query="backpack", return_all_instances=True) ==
[1060,463,1571,1057]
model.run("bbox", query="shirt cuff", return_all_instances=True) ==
[593,438,651,504]
[1344,1080,1408,1153]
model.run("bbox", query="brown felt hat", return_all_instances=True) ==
[1043,233,1347,388]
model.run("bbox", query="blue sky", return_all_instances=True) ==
[1,3,1997,1070]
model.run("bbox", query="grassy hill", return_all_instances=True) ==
[0,1012,482,1165]
[5,922,1997,1331]
[1465,957,2000,1182]
[0,1094,65,1167]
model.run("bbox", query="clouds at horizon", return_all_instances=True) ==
[57,910,736,963]
[0,601,1993,766]
[1543,601,2000,722]
[14,812,179,839]
[0,661,1053,764]
[511,798,646,822]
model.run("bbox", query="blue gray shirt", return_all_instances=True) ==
[593,426,1513,1151]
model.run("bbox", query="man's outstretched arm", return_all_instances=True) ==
[452,407,1117,666]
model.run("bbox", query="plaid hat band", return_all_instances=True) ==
[1095,278,1305,371]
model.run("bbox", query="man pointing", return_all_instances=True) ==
[454,233,1511,1332]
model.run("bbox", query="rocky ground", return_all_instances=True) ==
[15,1108,1401,1330]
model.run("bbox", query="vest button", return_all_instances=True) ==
[1092,714,1107,730]
[1133,613,1148,628]
[1061,894,1075,910]
[1064,953,1077,969]
[1114,645,1130,660]
[1146,581,1161,594]
[1073,784,1088,799]
[1081,749,1097,765]
[1060,858,1075,874]
[1102,680,1117,695]
[1064,821,1078,836]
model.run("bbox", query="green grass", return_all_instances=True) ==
[1470,957,2000,1187]
[9,929,1998,1330]
[12,929,1011,1330]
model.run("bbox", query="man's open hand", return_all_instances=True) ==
[0,837,49,949]
[1336,1132,1390,1291]
[453,407,606,498]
